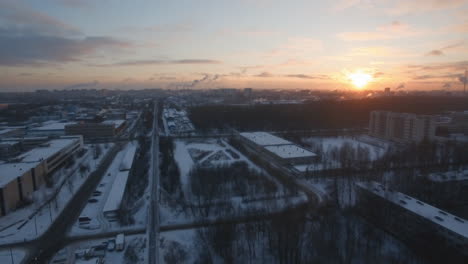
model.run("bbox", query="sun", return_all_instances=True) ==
[348,71,372,89]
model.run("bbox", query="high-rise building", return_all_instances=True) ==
[369,111,435,142]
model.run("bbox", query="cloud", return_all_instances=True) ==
[285,74,315,79]
[255,72,274,78]
[145,23,194,33]
[18,72,33,76]
[407,61,468,72]
[388,0,467,15]
[284,74,330,80]
[426,50,444,56]
[425,41,465,56]
[333,0,467,15]
[265,37,323,58]
[0,1,129,66]
[64,80,99,90]
[337,21,422,41]
[373,72,385,78]
[0,1,80,36]
[0,34,129,66]
[107,59,222,67]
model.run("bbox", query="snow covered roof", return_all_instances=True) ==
[265,144,317,159]
[356,181,468,239]
[240,132,292,146]
[429,170,468,182]
[19,138,78,162]
[31,122,76,131]
[0,138,80,187]
[103,171,129,214]
[119,144,136,171]
[102,119,125,128]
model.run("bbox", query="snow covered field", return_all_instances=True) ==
[160,138,306,226]
[294,135,390,173]
[0,143,113,246]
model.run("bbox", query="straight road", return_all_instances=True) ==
[148,101,160,264]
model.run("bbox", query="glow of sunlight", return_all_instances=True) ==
[347,71,372,89]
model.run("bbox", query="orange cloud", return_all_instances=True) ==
[337,21,422,41]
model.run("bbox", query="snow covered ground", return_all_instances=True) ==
[50,234,147,264]
[294,135,390,173]
[0,248,26,264]
[69,141,147,237]
[304,135,388,161]
[0,143,113,246]
[173,138,276,200]
[161,138,306,226]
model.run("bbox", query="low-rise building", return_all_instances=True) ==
[239,132,318,164]
[0,136,83,216]
[65,120,126,138]
[356,181,468,261]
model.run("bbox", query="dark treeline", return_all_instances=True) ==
[189,96,468,131]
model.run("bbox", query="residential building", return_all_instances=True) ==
[369,111,435,142]
[356,181,468,261]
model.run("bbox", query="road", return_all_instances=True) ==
[148,101,160,264]
[24,143,122,264]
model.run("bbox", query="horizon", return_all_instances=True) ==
[1,0,468,92]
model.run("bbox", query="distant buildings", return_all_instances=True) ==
[356,181,468,260]
[0,136,83,216]
[239,131,318,164]
[65,120,126,138]
[369,111,435,142]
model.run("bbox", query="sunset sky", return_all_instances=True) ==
[0,0,467,91]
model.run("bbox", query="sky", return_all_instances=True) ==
[0,0,467,92]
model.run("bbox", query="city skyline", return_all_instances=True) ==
[1,0,468,91]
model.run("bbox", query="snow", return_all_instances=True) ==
[103,119,126,128]
[0,248,26,264]
[32,122,76,131]
[264,144,316,159]
[304,136,387,161]
[240,132,292,146]
[20,138,80,162]
[357,181,468,238]
[0,137,81,187]
[119,143,137,171]
[0,143,112,246]
[428,169,468,182]
[70,141,146,237]
[102,171,129,215]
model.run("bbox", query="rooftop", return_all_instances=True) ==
[264,144,317,159]
[429,170,468,182]
[31,122,76,131]
[357,181,468,239]
[102,119,126,128]
[0,138,80,188]
[103,171,129,213]
[240,132,292,146]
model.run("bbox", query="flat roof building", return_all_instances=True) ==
[239,131,318,164]
[0,136,83,216]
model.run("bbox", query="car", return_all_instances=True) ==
[88,198,98,203]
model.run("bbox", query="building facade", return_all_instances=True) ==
[0,136,83,216]
[369,111,435,142]
[356,182,468,262]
